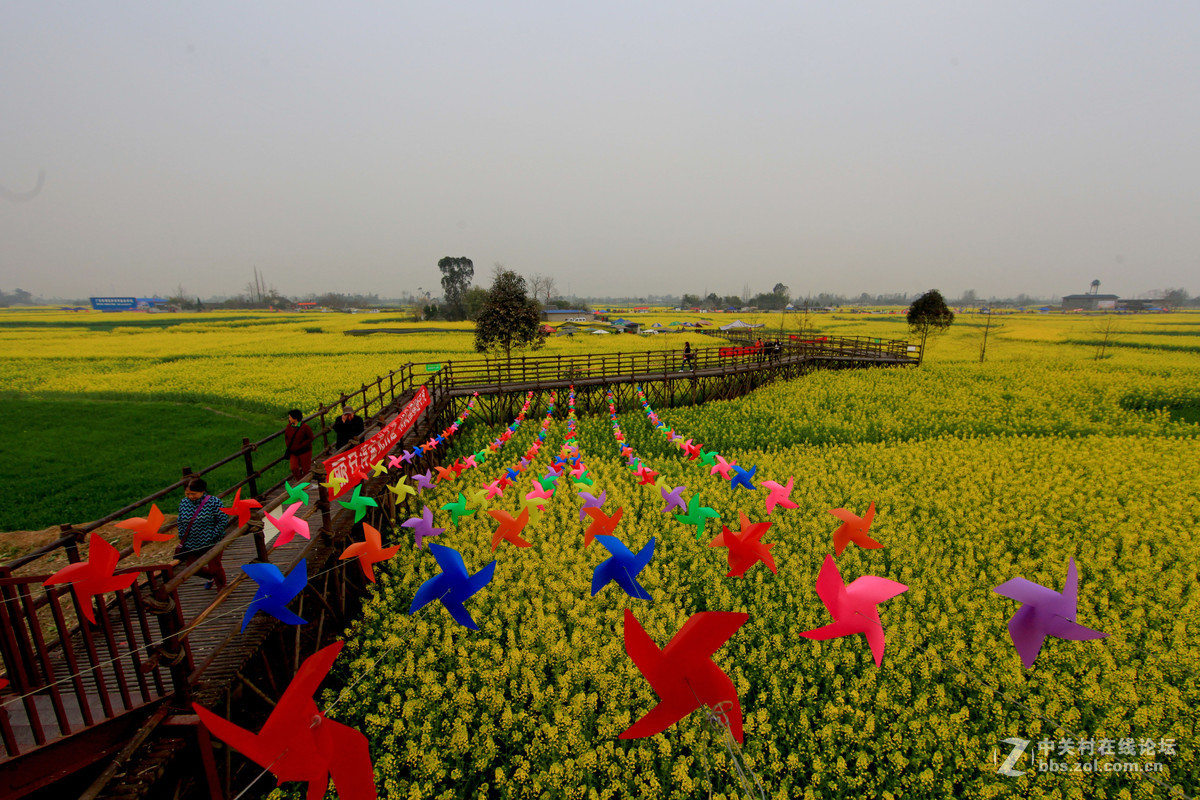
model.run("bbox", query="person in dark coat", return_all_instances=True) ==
[284,409,314,480]
[333,405,365,450]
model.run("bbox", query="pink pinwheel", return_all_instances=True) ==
[484,479,505,500]
[659,485,688,514]
[762,478,799,515]
[265,502,311,547]
[387,455,405,469]
[401,506,444,549]
[525,484,554,506]
[994,557,1108,669]
[682,440,701,460]
[463,454,477,469]
[799,555,907,667]
[710,455,736,480]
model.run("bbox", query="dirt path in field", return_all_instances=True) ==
[1,519,181,576]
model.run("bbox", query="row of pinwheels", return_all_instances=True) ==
[168,387,1105,800]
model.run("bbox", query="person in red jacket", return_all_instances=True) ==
[284,409,314,480]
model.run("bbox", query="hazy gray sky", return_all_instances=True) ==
[2,2,1198,301]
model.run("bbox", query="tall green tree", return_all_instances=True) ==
[438,256,474,320]
[907,289,955,364]
[474,270,546,360]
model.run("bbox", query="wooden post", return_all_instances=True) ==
[241,438,259,498]
[314,465,334,536]
[62,524,80,563]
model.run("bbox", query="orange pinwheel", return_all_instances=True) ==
[828,502,883,555]
[116,504,172,555]
[339,523,401,582]
[488,508,532,550]
[583,506,623,547]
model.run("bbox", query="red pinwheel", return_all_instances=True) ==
[709,511,777,577]
[193,641,376,800]
[621,608,750,742]
[44,534,137,624]
[222,488,263,527]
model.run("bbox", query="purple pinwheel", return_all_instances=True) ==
[401,507,445,548]
[413,469,436,493]
[993,557,1108,668]
[660,485,688,514]
[578,489,607,521]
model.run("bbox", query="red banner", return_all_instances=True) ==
[322,385,431,499]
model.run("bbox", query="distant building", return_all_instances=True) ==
[541,309,594,323]
[1062,294,1119,311]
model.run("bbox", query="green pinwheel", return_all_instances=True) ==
[284,480,311,506]
[338,485,378,523]
[441,492,477,525]
[674,493,721,539]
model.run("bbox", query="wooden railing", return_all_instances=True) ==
[0,565,188,760]
[410,334,917,391]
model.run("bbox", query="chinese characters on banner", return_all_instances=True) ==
[322,386,431,500]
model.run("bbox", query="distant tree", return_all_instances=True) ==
[464,286,488,320]
[704,292,721,308]
[0,288,33,307]
[750,291,789,310]
[772,282,789,298]
[528,273,558,308]
[681,293,701,308]
[907,290,954,364]
[474,270,546,360]
[1163,287,1189,309]
[722,295,743,308]
[438,256,475,320]
[1094,315,1119,360]
[959,288,978,307]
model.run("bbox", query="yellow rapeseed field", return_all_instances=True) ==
[2,307,1197,798]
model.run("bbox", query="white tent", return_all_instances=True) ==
[719,319,765,330]
[591,329,610,335]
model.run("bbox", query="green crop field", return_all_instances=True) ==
[1,307,1198,798]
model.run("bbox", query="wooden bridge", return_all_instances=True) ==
[0,332,916,800]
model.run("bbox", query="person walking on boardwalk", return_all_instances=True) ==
[284,409,314,480]
[333,405,365,450]
[682,340,695,371]
[176,477,229,590]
